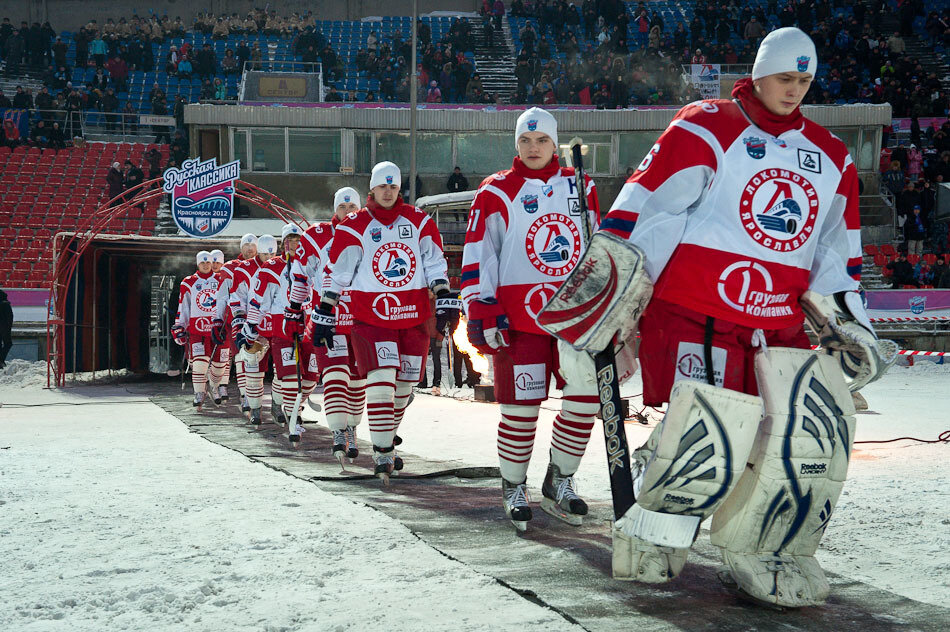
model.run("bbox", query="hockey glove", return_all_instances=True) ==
[310,308,336,349]
[466,298,509,355]
[210,318,228,346]
[801,290,898,391]
[435,290,463,335]
[171,324,188,346]
[282,302,304,339]
[235,321,259,351]
[230,315,246,342]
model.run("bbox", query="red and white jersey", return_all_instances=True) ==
[229,257,263,318]
[214,257,247,320]
[290,219,356,334]
[246,256,294,339]
[461,157,600,335]
[174,270,219,336]
[327,199,448,329]
[600,98,861,330]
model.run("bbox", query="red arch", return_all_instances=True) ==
[46,178,309,387]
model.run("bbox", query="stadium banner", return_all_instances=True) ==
[139,114,176,126]
[690,64,721,99]
[235,101,677,111]
[891,117,949,133]
[163,157,240,239]
[866,289,950,319]
[0,108,31,141]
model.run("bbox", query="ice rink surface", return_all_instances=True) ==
[1,358,948,630]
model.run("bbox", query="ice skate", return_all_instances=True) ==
[192,391,205,410]
[540,463,587,526]
[241,395,251,418]
[210,384,222,405]
[332,429,347,467]
[431,386,441,396]
[393,434,403,446]
[373,447,395,485]
[502,478,532,532]
[249,407,262,427]
[218,385,229,402]
[393,451,404,473]
[272,407,287,427]
[344,426,359,462]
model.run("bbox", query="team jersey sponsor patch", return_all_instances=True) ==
[280,346,296,367]
[191,341,206,356]
[513,363,547,400]
[740,168,819,252]
[716,260,795,319]
[525,213,581,275]
[674,342,726,387]
[370,292,420,321]
[375,341,400,367]
[524,283,560,320]
[327,335,349,358]
[397,354,423,381]
[307,353,319,373]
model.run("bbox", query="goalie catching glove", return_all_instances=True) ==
[800,290,898,391]
[537,231,653,354]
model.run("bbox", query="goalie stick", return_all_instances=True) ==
[563,138,636,521]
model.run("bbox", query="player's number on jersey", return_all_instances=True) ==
[638,144,661,172]
[467,208,480,233]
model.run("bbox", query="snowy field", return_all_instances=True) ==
[1,358,948,630]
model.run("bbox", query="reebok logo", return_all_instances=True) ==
[663,493,695,506]
[800,462,827,476]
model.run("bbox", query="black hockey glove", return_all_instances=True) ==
[435,289,463,335]
[211,318,228,346]
[310,305,336,349]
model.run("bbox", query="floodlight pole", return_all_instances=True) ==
[409,0,418,203]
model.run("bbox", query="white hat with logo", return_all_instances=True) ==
[515,107,558,149]
[752,27,817,80]
[369,161,401,189]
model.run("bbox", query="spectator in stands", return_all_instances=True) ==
[213,78,227,100]
[426,80,442,103]
[145,146,163,181]
[195,43,217,80]
[121,100,137,134]
[886,252,917,288]
[101,87,119,131]
[12,85,32,109]
[52,35,67,68]
[34,85,51,111]
[30,119,49,146]
[906,206,927,255]
[0,290,12,370]
[176,55,193,80]
[123,159,144,201]
[907,144,923,182]
[446,166,468,193]
[325,85,343,102]
[4,28,24,76]
[106,161,124,203]
[936,152,950,183]
[933,257,950,288]
[250,43,262,70]
[199,79,214,99]
[0,89,10,108]
[882,161,906,197]
[105,54,128,92]
[48,121,65,149]
[221,49,238,75]
[171,130,188,162]
[151,95,171,144]
[212,18,229,40]
[1,118,21,148]
[89,33,106,68]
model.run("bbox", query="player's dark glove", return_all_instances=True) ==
[171,324,188,346]
[230,315,245,342]
[235,322,258,351]
[282,302,304,339]
[211,318,228,346]
[310,307,336,349]
[435,290,463,335]
[466,298,509,355]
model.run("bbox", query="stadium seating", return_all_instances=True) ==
[0,143,166,289]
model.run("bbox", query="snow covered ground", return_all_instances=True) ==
[1,358,948,630]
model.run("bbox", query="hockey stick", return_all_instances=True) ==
[287,334,304,447]
[568,138,636,521]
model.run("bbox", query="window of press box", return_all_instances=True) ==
[619,132,661,173]
[249,129,286,172]
[355,131,373,174]
[232,130,248,170]
[580,134,612,175]
[456,133,512,175]
[289,130,341,173]
[376,132,452,174]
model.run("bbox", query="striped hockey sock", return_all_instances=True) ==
[549,387,599,476]
[191,356,210,395]
[347,374,366,427]
[245,371,264,409]
[365,368,397,448]
[497,404,540,484]
[391,379,415,434]
[322,367,350,432]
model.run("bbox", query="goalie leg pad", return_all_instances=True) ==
[710,347,856,607]
[537,231,653,354]
[613,381,762,581]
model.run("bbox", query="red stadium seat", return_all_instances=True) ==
[923,254,937,266]
[873,254,887,268]
[880,244,897,257]
[907,254,920,265]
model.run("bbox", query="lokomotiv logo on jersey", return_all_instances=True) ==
[196,287,216,312]
[525,213,581,275]
[740,169,818,252]
[372,243,417,288]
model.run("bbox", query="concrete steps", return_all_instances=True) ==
[472,16,517,103]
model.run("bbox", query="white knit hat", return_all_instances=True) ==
[209,249,224,263]
[752,27,817,80]
[196,250,212,264]
[239,233,258,247]
[257,235,277,255]
[281,223,302,240]
[369,161,401,189]
[333,186,361,210]
[515,107,558,149]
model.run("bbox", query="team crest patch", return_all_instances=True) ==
[541,184,554,198]
[521,193,539,213]
[771,137,787,148]
[909,296,926,314]
[525,213,581,275]
[743,136,767,160]
[371,227,382,242]
[796,55,810,72]
[398,224,412,239]
[797,149,821,174]
[526,119,538,131]
[385,175,393,184]
[740,168,819,252]
[343,195,351,202]
[372,243,417,288]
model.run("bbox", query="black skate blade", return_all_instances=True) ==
[335,452,348,471]
[288,435,300,448]
[377,471,390,486]
[540,497,583,526]
[717,568,788,612]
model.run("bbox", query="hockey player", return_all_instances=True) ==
[214,234,258,412]
[460,107,602,531]
[171,250,227,409]
[537,28,897,606]
[285,187,366,464]
[311,162,459,481]
[204,249,231,404]
[240,224,312,438]
[233,234,279,425]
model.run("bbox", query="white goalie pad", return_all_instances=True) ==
[709,347,856,607]
[616,381,763,548]
[537,231,653,354]
[556,333,639,387]
[238,340,269,373]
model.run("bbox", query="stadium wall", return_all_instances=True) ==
[5,0,480,30]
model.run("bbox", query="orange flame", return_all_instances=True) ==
[451,316,491,377]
